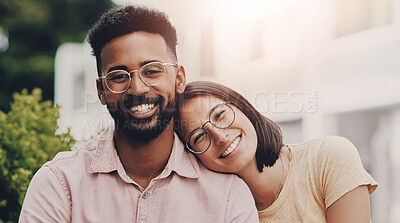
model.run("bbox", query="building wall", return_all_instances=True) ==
[55,0,400,221]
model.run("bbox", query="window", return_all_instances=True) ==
[278,119,303,144]
[200,21,214,77]
[73,72,85,109]
[249,19,265,60]
[337,0,391,37]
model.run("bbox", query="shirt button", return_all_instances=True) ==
[142,192,148,199]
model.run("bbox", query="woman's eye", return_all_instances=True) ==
[214,110,226,121]
[193,132,206,145]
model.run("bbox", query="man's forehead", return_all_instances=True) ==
[100,32,169,65]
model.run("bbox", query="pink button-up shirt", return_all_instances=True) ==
[19,125,258,222]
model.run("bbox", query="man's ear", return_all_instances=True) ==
[96,79,107,105]
[175,65,186,94]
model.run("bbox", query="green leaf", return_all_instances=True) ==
[0,88,75,221]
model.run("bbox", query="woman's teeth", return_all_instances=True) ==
[130,103,155,113]
[221,136,241,158]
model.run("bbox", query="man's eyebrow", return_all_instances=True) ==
[107,65,128,73]
[139,60,162,67]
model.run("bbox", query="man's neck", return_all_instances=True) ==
[113,122,175,189]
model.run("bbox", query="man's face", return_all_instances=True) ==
[97,31,186,141]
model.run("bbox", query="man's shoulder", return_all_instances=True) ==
[172,134,238,184]
[182,153,256,221]
[43,135,100,170]
[185,152,244,188]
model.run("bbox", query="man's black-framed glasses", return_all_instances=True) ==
[185,102,235,154]
[98,61,178,93]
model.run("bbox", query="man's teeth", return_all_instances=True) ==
[130,103,155,113]
[221,136,241,158]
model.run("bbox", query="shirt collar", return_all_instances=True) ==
[89,124,198,179]
[158,132,198,179]
[89,124,119,174]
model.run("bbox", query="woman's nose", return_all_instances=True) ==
[204,124,228,146]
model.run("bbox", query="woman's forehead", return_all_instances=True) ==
[182,96,224,114]
[179,96,224,129]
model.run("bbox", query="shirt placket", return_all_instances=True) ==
[136,191,149,222]
[136,183,156,223]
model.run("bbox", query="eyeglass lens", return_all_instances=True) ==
[105,62,167,92]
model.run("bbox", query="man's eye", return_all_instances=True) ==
[108,73,129,81]
[142,69,162,76]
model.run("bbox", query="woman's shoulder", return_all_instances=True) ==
[319,135,355,148]
[316,136,359,159]
[290,136,357,157]
[287,136,363,172]
[293,135,353,147]
[292,136,368,181]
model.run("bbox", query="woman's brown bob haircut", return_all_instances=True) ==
[176,81,283,172]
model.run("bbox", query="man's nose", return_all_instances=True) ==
[204,124,228,146]
[126,71,151,95]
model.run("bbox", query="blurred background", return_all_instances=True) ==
[1,0,399,222]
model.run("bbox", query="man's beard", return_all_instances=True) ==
[107,91,177,142]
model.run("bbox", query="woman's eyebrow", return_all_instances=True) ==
[208,103,221,117]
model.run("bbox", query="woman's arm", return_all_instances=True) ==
[326,185,371,223]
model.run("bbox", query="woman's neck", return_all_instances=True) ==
[237,146,289,211]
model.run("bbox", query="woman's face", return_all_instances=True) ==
[178,96,258,173]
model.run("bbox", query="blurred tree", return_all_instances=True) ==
[0,88,76,222]
[0,0,113,112]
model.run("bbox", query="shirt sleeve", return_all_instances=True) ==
[225,175,259,223]
[317,136,378,208]
[19,166,71,223]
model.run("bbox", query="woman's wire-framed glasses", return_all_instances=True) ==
[185,102,235,154]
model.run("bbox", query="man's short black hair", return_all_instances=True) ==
[87,5,178,76]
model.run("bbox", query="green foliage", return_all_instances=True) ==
[0,0,113,112]
[0,88,75,222]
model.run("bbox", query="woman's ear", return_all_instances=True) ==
[96,79,107,105]
[175,65,186,94]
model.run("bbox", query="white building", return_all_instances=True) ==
[55,0,400,221]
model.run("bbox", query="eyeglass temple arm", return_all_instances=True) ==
[163,63,179,67]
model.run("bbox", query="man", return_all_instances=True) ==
[19,5,258,222]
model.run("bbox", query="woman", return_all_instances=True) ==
[176,81,377,222]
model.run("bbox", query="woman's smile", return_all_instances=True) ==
[219,135,241,158]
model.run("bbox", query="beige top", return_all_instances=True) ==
[258,136,377,223]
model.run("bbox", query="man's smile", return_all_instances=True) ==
[128,102,159,119]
